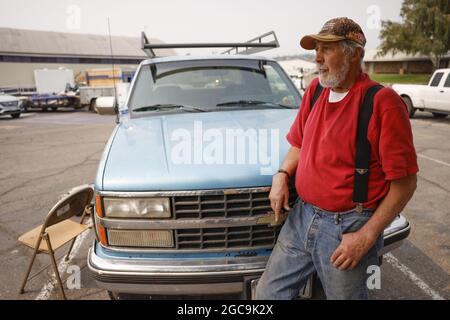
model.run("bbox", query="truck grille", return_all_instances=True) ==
[171,184,297,250]
[175,225,282,249]
[172,186,297,219]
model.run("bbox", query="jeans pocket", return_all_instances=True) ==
[291,197,301,211]
[339,214,371,239]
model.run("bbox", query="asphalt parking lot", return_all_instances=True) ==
[0,109,449,300]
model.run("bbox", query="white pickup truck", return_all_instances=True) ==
[392,68,450,118]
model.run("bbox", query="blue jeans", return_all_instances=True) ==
[256,198,383,300]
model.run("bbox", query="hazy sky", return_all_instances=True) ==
[0,0,404,57]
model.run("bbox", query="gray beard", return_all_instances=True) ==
[318,59,350,88]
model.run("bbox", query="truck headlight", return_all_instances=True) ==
[103,197,171,218]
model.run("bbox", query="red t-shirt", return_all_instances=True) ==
[286,73,419,212]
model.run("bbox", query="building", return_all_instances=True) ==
[364,49,450,75]
[0,28,175,88]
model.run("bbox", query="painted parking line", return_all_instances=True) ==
[34,237,444,300]
[0,125,22,130]
[385,253,444,300]
[35,230,90,300]
[417,154,450,167]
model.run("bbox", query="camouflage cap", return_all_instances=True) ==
[300,17,366,50]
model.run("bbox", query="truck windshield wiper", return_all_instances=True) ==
[216,100,293,109]
[133,104,207,113]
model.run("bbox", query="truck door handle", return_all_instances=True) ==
[440,90,444,93]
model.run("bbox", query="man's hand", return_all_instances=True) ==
[269,146,300,222]
[330,231,377,270]
[269,173,291,222]
[330,174,417,270]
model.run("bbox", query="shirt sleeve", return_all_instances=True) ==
[374,88,419,180]
[286,79,319,148]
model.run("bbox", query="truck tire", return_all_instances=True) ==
[432,112,448,118]
[22,102,29,112]
[107,291,151,300]
[107,291,118,300]
[10,113,21,119]
[51,106,57,111]
[310,276,326,300]
[89,98,97,112]
[402,96,416,118]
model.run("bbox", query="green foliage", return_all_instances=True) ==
[369,73,430,85]
[378,0,450,69]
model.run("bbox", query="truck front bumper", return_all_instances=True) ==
[88,243,268,296]
[0,106,21,115]
[88,215,410,297]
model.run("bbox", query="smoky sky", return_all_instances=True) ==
[0,0,403,57]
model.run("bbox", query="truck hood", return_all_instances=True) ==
[98,109,296,191]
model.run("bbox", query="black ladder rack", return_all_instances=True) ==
[141,31,279,58]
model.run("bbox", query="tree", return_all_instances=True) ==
[378,0,450,70]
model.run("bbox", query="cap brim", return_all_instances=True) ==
[300,34,346,50]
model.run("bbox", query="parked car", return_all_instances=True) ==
[0,94,22,119]
[392,68,450,118]
[88,33,411,300]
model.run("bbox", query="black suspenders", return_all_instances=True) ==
[310,83,324,110]
[353,84,384,208]
[309,82,384,211]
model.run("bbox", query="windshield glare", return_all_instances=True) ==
[129,59,301,115]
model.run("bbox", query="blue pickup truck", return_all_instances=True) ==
[87,33,411,299]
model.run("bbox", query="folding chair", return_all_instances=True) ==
[18,184,94,300]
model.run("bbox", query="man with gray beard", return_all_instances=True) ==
[256,17,418,299]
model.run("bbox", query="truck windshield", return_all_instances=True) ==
[128,59,301,115]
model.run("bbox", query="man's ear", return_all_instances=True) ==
[352,47,363,63]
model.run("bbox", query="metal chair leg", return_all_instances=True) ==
[19,236,43,294]
[65,238,77,261]
[43,233,67,300]
[80,206,89,224]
